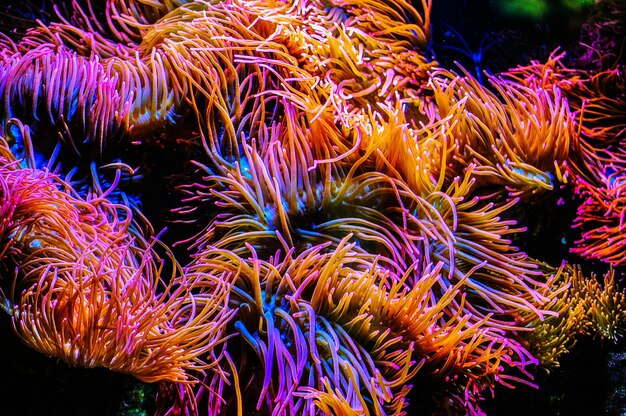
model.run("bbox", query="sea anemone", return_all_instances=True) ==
[0,1,624,415]
[571,177,626,266]
[418,66,575,198]
[521,263,626,369]
[503,52,626,265]
[180,232,540,415]
[0,153,232,384]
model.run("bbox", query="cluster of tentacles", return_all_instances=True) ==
[0,0,625,415]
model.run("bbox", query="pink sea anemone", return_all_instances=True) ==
[0,154,232,384]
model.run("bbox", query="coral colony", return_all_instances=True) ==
[0,0,624,414]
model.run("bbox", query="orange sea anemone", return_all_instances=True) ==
[1,1,624,415]
[180,232,540,415]
[416,66,575,198]
[502,53,626,265]
[571,177,626,266]
[0,154,233,384]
